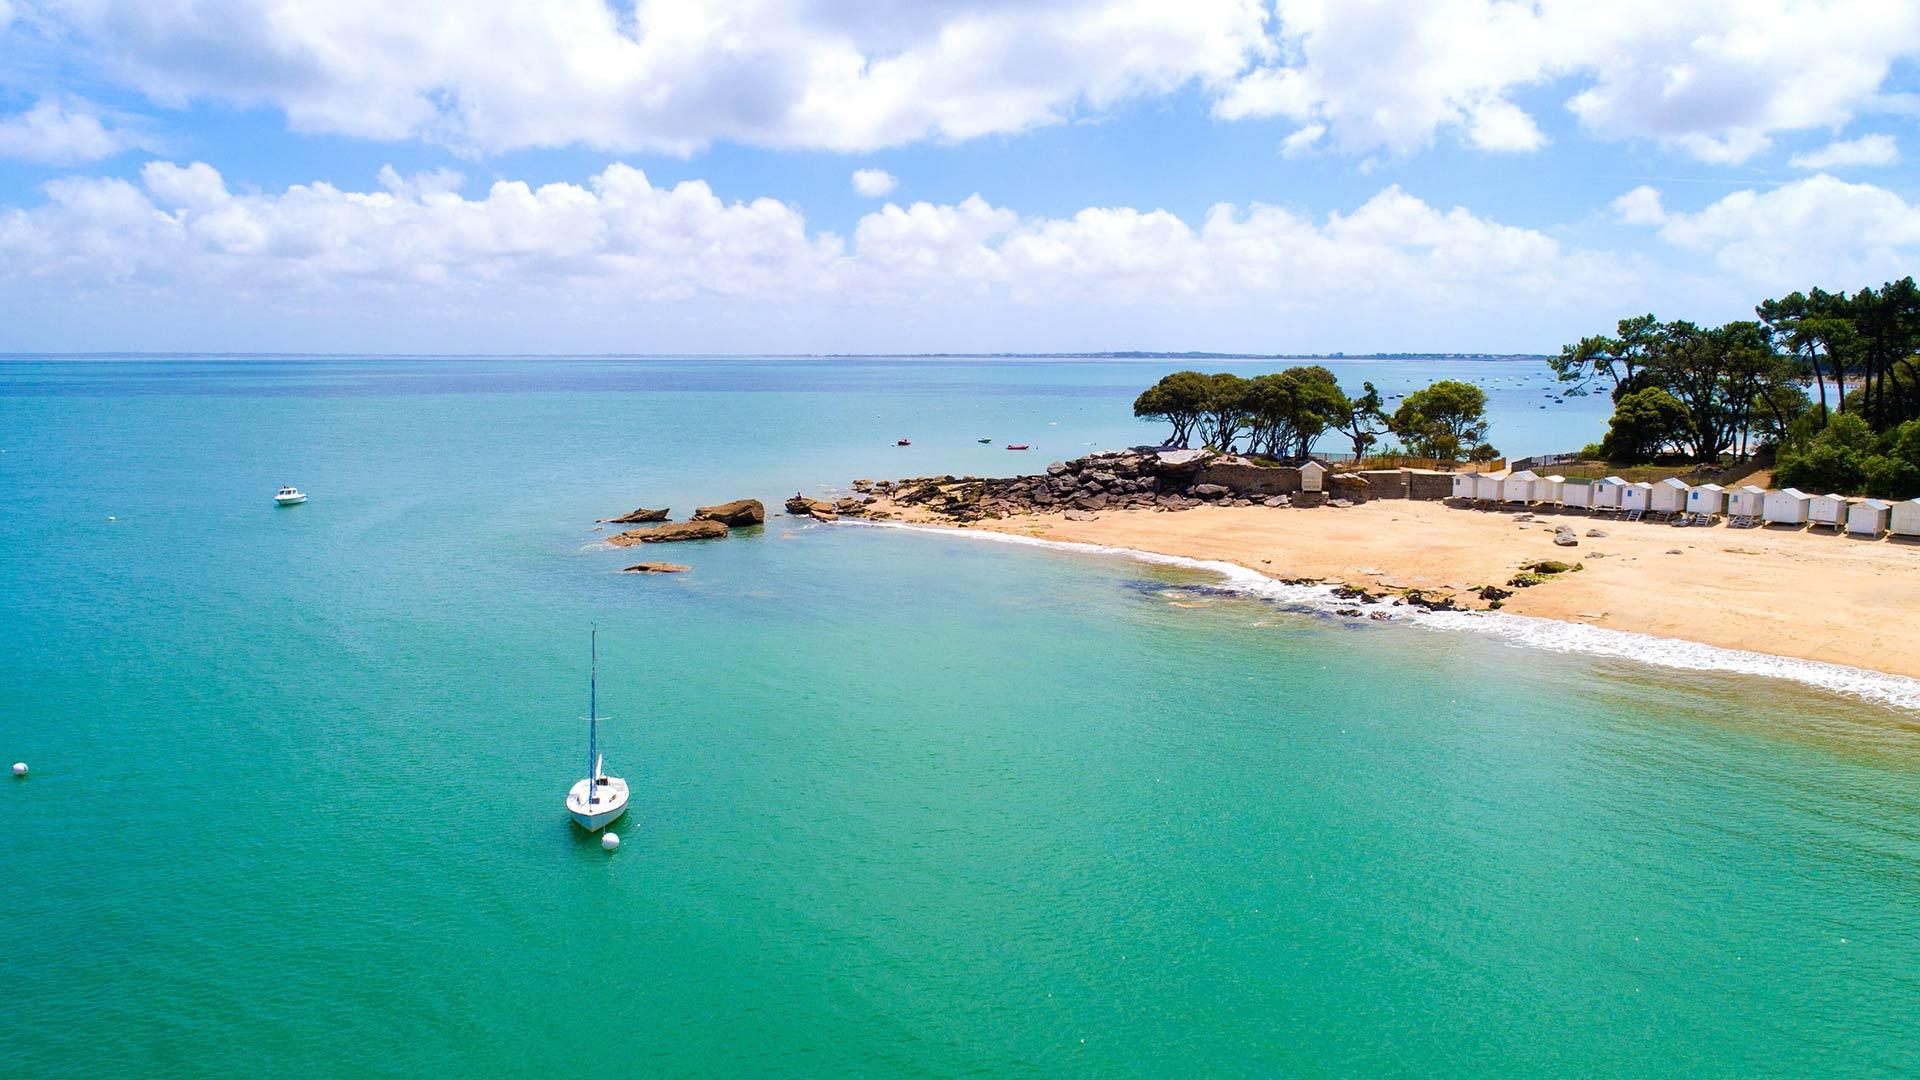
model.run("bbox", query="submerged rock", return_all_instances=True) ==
[622,562,690,573]
[604,506,669,523]
[694,499,765,526]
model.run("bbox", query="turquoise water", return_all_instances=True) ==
[2,357,1917,1078]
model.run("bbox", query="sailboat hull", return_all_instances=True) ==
[566,775,630,831]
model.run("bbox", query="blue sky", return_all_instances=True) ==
[1,1,1917,354]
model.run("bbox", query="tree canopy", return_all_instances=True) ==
[1389,380,1491,461]
[1132,367,1480,462]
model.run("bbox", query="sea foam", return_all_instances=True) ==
[863,521,1920,714]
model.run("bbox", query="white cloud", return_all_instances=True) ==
[1790,133,1899,170]
[851,169,897,198]
[0,97,142,164]
[1620,174,1920,287]
[20,0,1271,155]
[1218,0,1920,162]
[0,160,1632,348]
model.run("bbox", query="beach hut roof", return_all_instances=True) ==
[1776,487,1809,500]
[1507,469,1540,481]
[1860,498,1893,510]
[1630,480,1653,489]
[1543,474,1565,483]
[1656,477,1689,490]
[1737,484,1765,495]
[1819,492,1849,500]
[1694,482,1725,493]
[1598,475,1626,486]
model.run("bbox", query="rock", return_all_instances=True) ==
[1190,483,1231,498]
[1072,494,1108,510]
[1261,496,1288,508]
[1666,548,1684,555]
[1477,585,1513,601]
[621,562,690,573]
[785,494,833,516]
[1329,498,1354,508]
[1063,509,1099,521]
[1553,534,1579,547]
[695,498,765,526]
[614,519,728,544]
[1586,529,1610,538]
[603,506,669,523]
[809,509,839,522]
[851,479,873,492]
[1047,461,1070,476]
[1514,512,1535,522]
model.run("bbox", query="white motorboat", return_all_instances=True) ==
[274,485,308,505]
[566,628,630,832]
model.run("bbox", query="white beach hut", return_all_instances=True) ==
[1726,484,1767,525]
[1621,481,1654,517]
[1892,497,1920,538]
[1650,477,1691,517]
[1501,469,1540,504]
[1847,498,1892,537]
[1451,471,1481,500]
[1532,474,1566,505]
[1474,470,1508,502]
[1809,492,1853,530]
[1591,476,1628,512]
[1560,479,1593,509]
[1762,487,1812,526]
[1300,460,1328,493]
[1686,483,1727,519]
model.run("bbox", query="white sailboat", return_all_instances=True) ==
[566,628,629,832]
[274,485,307,505]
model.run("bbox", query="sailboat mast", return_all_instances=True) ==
[588,625,598,802]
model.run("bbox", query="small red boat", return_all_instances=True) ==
[896,439,911,446]
[1005,443,1030,450]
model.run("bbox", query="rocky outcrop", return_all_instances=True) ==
[610,519,729,545]
[694,499,765,526]
[786,494,834,516]
[603,506,669,523]
[622,562,690,573]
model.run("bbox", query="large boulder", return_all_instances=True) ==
[694,499,765,526]
[611,519,728,545]
[785,495,833,516]
[1190,483,1231,499]
[604,506,669,523]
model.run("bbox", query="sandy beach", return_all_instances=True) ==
[880,499,1920,680]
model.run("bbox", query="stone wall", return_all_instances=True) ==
[1193,462,1301,495]
[1328,473,1369,503]
[1356,469,1408,499]
[1406,470,1455,501]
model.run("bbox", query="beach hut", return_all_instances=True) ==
[1686,483,1727,519]
[1451,471,1480,500]
[1848,498,1892,537]
[1532,474,1566,505]
[1501,469,1540,504]
[1473,470,1508,502]
[1892,498,1920,538]
[1560,479,1593,509]
[1591,476,1628,512]
[1726,484,1766,525]
[1621,481,1654,517]
[1762,487,1812,526]
[1650,477,1691,517]
[1300,460,1328,492]
[1809,492,1852,529]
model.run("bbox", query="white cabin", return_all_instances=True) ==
[1686,483,1727,516]
[1847,498,1892,537]
[1591,476,1628,510]
[1300,460,1328,492]
[1762,487,1812,525]
[1451,472,1480,500]
[1474,470,1508,501]
[1726,484,1767,518]
[1501,469,1540,503]
[1650,477,1690,515]
[1892,498,1920,538]
[1621,481,1654,514]
[1560,479,1593,509]
[1532,474,1566,505]
[1808,492,1852,528]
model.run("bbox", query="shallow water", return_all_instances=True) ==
[2,357,1916,1078]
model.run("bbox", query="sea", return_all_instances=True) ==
[2,356,1917,1078]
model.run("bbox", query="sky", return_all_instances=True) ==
[0,0,1917,355]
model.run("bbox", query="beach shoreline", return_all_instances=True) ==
[858,496,1920,692]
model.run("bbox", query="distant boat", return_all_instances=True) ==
[977,437,992,444]
[896,439,911,446]
[274,485,307,505]
[565,628,630,832]
[1006,443,1031,451]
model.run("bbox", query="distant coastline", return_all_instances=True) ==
[0,350,1552,362]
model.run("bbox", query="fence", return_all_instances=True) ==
[1317,451,1502,473]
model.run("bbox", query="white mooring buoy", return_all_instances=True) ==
[11,762,26,777]
[600,832,620,851]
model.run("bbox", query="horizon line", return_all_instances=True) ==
[0,350,1554,361]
